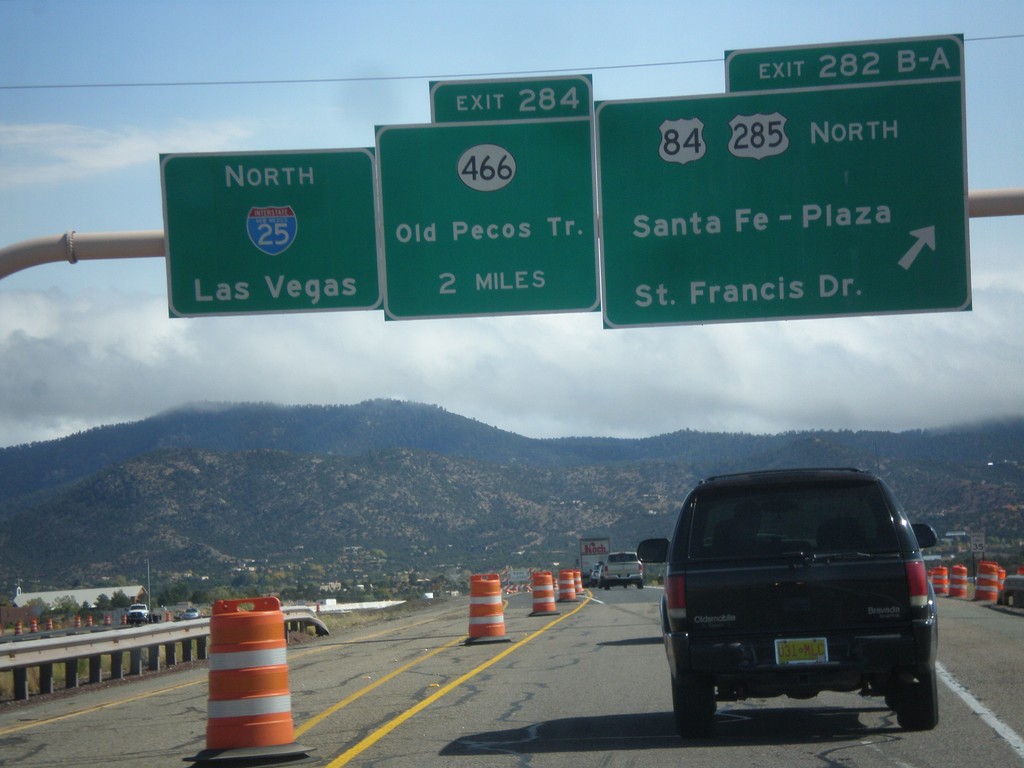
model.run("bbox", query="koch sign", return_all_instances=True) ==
[596,74,968,327]
[377,115,599,319]
[161,149,380,317]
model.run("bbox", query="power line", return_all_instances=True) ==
[1,34,1021,92]
[0,58,722,91]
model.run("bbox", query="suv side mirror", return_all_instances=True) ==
[911,523,938,549]
[637,538,670,564]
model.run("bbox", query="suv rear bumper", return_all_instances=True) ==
[665,617,936,698]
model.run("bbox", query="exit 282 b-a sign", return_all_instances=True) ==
[596,63,968,328]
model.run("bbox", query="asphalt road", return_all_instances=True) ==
[1,587,1022,767]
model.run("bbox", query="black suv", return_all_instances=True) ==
[638,468,939,738]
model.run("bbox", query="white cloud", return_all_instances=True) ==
[0,120,254,188]
[1,280,1021,448]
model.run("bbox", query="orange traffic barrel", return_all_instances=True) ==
[529,571,559,617]
[574,569,584,597]
[557,570,578,602]
[187,596,311,765]
[975,561,1000,602]
[929,566,949,596]
[949,564,968,598]
[465,574,510,644]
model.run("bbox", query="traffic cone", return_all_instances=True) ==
[975,561,1000,602]
[529,571,559,616]
[557,570,578,602]
[949,564,968,598]
[465,574,511,644]
[186,597,312,765]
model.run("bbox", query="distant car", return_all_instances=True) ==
[181,607,201,620]
[589,562,605,586]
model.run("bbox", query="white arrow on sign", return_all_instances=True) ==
[898,226,936,270]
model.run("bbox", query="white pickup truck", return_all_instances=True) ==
[126,603,150,625]
[599,551,645,589]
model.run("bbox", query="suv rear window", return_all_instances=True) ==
[686,480,899,560]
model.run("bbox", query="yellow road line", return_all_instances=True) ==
[294,635,463,737]
[324,595,590,767]
[0,677,202,737]
[296,599,512,737]
[0,606,467,737]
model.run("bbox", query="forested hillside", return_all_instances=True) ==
[1,401,1021,594]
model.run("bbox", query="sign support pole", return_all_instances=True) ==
[1,188,1022,284]
[0,230,164,281]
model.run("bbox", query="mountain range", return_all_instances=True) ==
[2,400,1022,593]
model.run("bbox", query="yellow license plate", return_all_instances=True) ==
[774,637,828,665]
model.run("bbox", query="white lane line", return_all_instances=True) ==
[938,661,1024,761]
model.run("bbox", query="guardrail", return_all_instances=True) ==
[1,605,327,702]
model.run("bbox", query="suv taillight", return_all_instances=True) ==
[666,574,686,621]
[905,559,929,608]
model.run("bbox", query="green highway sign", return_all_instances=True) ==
[161,149,380,317]
[596,79,969,328]
[377,118,599,319]
[726,34,963,92]
[430,75,592,123]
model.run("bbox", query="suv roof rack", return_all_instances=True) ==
[699,467,868,484]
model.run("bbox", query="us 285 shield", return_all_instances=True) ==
[247,205,298,256]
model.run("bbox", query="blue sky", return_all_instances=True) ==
[1,1,1022,447]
